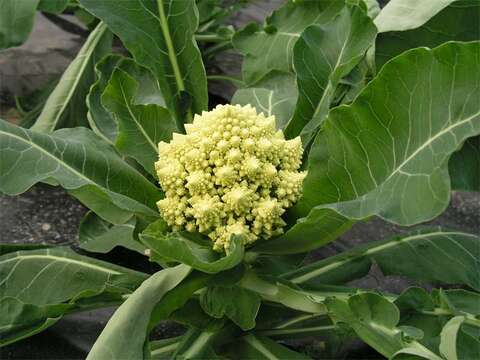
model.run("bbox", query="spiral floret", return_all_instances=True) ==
[156,104,306,252]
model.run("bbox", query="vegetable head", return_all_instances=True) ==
[156,104,306,251]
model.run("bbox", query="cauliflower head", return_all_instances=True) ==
[155,104,306,252]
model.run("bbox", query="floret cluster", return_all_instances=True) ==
[155,104,306,251]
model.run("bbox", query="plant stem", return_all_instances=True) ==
[195,33,229,43]
[258,325,337,339]
[156,0,191,126]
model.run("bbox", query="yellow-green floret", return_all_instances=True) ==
[155,104,306,252]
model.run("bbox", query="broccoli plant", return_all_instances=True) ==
[0,0,479,359]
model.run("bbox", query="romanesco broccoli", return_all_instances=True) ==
[156,104,306,251]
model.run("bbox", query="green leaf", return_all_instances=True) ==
[233,0,344,85]
[0,120,161,223]
[78,211,147,254]
[283,228,480,291]
[376,0,480,70]
[38,0,69,13]
[87,265,191,360]
[140,221,244,274]
[79,0,208,126]
[31,22,112,132]
[0,297,67,347]
[284,5,377,143]
[0,248,147,305]
[440,316,480,360]
[232,72,298,130]
[200,285,261,330]
[0,0,40,49]
[374,0,456,33]
[253,208,353,255]
[87,54,123,143]
[230,334,311,360]
[449,136,480,191]
[102,66,176,175]
[295,41,480,225]
[326,293,442,359]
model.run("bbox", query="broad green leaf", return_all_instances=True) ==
[233,0,344,85]
[231,334,311,360]
[440,316,480,360]
[0,120,161,223]
[284,5,377,143]
[200,285,261,330]
[449,136,480,191]
[0,297,67,347]
[140,221,244,274]
[0,248,147,305]
[376,1,480,70]
[38,0,69,13]
[0,0,39,49]
[79,0,208,125]
[78,211,147,254]
[326,293,442,359]
[374,0,455,33]
[150,337,181,360]
[232,72,298,130]
[31,22,112,133]
[87,54,123,143]
[253,208,353,255]
[87,265,191,360]
[173,327,221,360]
[102,66,176,175]
[283,228,480,291]
[295,42,480,225]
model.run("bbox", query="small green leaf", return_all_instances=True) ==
[374,0,456,32]
[31,22,112,132]
[232,72,298,130]
[0,0,40,49]
[87,265,191,360]
[233,0,344,85]
[295,41,480,225]
[79,0,208,125]
[102,66,176,175]
[285,4,377,143]
[78,211,147,254]
[326,293,442,359]
[0,120,161,223]
[200,285,261,330]
[140,221,244,274]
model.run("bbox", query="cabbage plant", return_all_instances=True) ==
[1,0,479,359]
